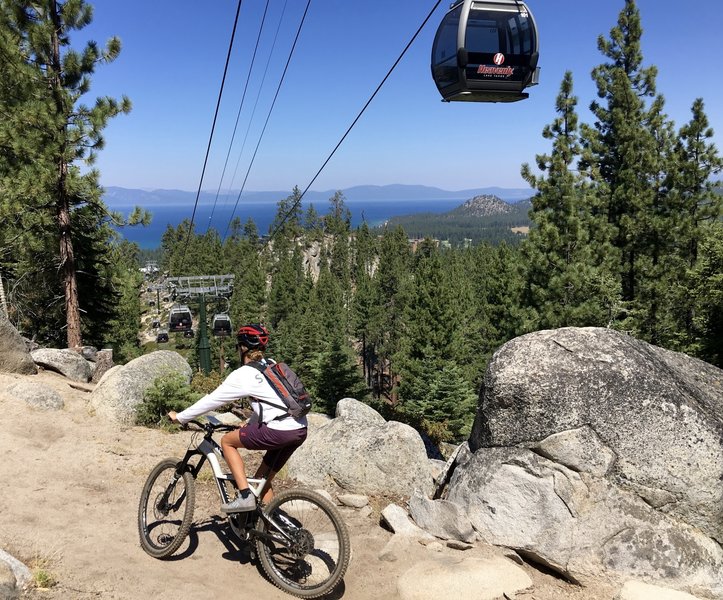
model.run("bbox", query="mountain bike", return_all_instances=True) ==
[137,415,351,598]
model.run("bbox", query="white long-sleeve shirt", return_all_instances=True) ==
[176,362,307,431]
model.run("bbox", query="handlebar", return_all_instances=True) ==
[182,415,238,434]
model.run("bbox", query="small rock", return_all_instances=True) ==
[338,493,369,508]
[447,540,474,551]
[616,580,704,600]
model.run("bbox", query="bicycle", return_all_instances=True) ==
[137,415,351,598]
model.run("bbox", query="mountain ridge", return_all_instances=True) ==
[102,184,533,207]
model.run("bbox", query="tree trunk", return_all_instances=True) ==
[50,1,82,349]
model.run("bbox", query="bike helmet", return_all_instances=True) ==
[237,323,269,350]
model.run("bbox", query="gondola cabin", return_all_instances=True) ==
[432,0,539,103]
[212,313,232,337]
[156,329,169,344]
[168,304,193,333]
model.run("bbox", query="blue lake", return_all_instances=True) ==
[111,198,466,249]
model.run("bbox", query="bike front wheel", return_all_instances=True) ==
[138,457,196,558]
[256,489,351,598]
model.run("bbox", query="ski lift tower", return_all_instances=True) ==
[166,275,235,374]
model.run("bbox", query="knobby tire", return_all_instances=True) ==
[138,457,196,558]
[256,488,351,598]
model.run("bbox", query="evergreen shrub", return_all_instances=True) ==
[136,372,201,428]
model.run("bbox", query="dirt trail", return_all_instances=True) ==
[0,370,611,600]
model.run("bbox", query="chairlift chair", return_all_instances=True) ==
[431,0,540,102]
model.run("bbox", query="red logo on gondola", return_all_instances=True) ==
[493,53,505,65]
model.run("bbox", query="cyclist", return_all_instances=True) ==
[169,323,308,513]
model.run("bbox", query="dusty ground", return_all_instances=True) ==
[0,369,616,600]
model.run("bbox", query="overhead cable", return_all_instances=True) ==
[178,0,244,272]
[222,0,313,241]
[206,0,272,232]
[264,0,444,245]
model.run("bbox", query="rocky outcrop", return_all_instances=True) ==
[452,327,723,597]
[31,348,92,383]
[397,555,532,600]
[447,446,723,596]
[471,327,723,541]
[6,380,64,411]
[286,398,434,497]
[0,321,37,375]
[89,350,192,424]
[408,491,475,543]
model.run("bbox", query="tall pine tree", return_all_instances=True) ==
[521,71,618,330]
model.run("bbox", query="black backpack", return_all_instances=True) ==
[248,360,312,421]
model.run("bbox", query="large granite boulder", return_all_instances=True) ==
[89,351,192,424]
[447,446,723,597]
[452,327,723,597]
[0,321,37,375]
[286,398,434,497]
[31,348,92,383]
[470,327,723,542]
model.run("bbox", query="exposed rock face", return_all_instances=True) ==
[0,321,37,375]
[447,446,723,596]
[448,195,512,217]
[286,398,434,497]
[397,555,532,600]
[89,350,192,424]
[31,348,92,383]
[6,380,64,411]
[452,327,723,597]
[470,327,723,542]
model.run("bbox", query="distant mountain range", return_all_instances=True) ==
[102,184,533,207]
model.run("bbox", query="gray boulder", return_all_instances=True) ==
[0,559,18,600]
[31,348,92,383]
[470,327,723,543]
[0,321,37,375]
[90,349,114,384]
[7,380,64,411]
[408,490,476,543]
[89,350,192,424]
[286,398,434,497]
[447,446,723,596]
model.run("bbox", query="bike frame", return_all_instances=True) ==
[173,417,295,546]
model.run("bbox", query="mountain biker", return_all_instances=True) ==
[168,323,308,513]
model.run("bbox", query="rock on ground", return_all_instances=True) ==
[0,321,36,375]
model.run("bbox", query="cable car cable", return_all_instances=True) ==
[178,0,244,272]
[265,0,444,245]
[221,0,313,241]
[219,0,290,231]
[206,0,272,233]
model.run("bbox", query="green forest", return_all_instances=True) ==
[1,1,721,444]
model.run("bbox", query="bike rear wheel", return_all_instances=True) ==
[138,457,195,558]
[256,489,351,598]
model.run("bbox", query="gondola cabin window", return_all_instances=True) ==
[431,0,539,103]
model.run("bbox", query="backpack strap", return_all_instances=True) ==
[246,361,291,420]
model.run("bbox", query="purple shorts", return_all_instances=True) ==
[238,423,307,472]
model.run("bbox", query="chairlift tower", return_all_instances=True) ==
[166,275,235,374]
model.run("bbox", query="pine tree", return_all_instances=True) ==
[669,100,723,351]
[581,0,669,338]
[0,0,131,347]
[521,71,618,330]
[369,226,412,403]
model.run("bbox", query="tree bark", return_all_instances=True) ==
[50,0,82,349]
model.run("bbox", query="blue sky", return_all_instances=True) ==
[75,0,723,193]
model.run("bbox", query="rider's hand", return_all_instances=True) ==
[168,411,179,423]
